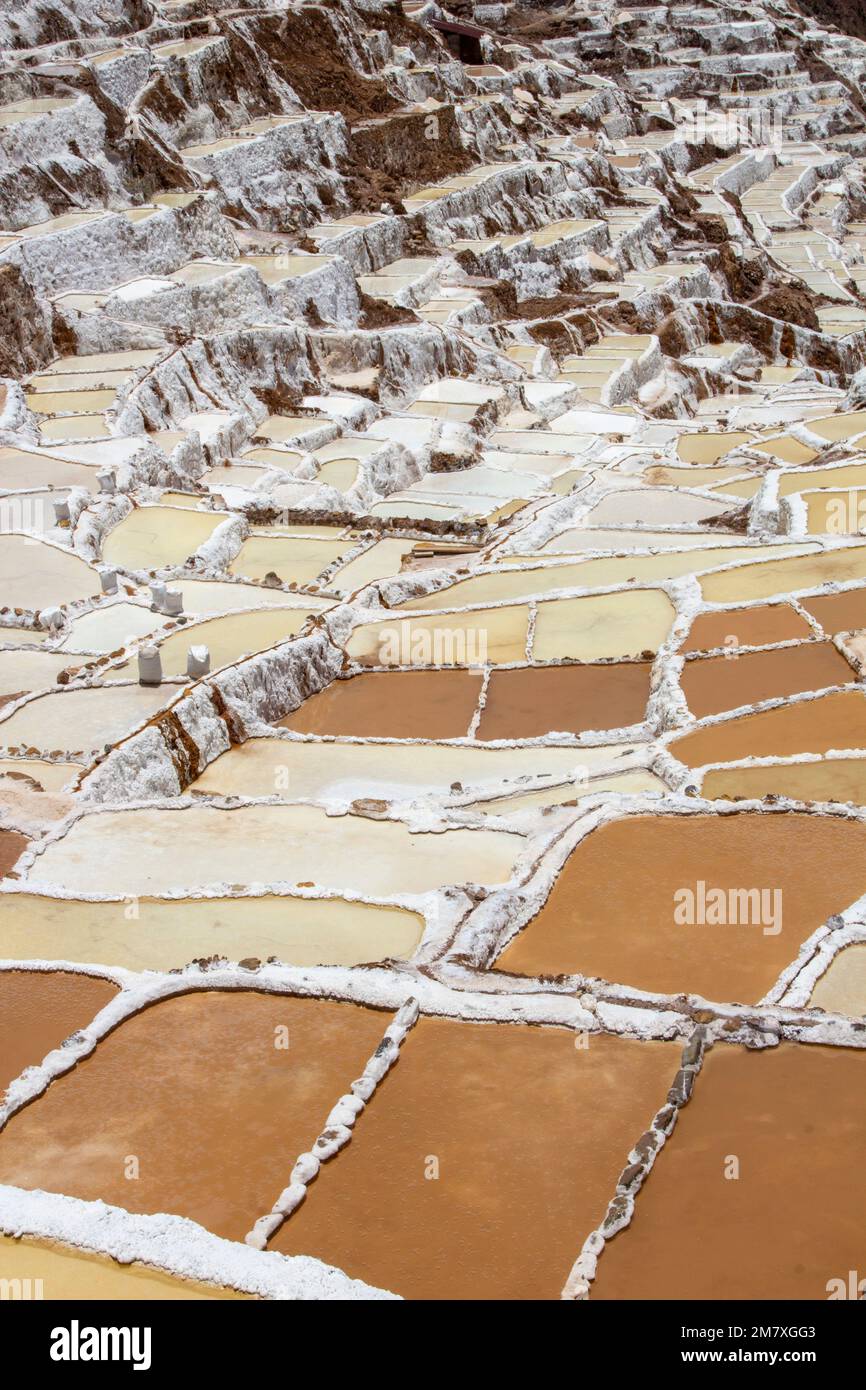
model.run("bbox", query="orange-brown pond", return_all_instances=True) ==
[681,643,854,719]
[0,828,27,877]
[801,588,866,634]
[476,662,652,739]
[0,992,389,1242]
[274,1019,677,1300]
[683,605,811,653]
[670,690,866,767]
[280,670,483,739]
[0,969,118,1094]
[495,813,866,1002]
[590,1043,866,1300]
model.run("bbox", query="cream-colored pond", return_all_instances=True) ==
[540,528,744,553]
[347,606,529,666]
[62,602,165,653]
[329,540,414,593]
[230,534,354,583]
[0,1236,245,1302]
[580,490,732,526]
[0,684,174,755]
[0,758,80,790]
[111,607,319,677]
[188,738,642,802]
[176,580,331,616]
[701,545,866,603]
[102,507,229,571]
[0,447,100,491]
[0,891,425,970]
[0,651,71,699]
[469,768,665,813]
[27,804,525,896]
[676,432,754,463]
[0,536,98,610]
[400,545,810,609]
[533,589,675,661]
[810,945,866,1015]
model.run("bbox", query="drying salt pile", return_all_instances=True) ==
[3,0,866,1313]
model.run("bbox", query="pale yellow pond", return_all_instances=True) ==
[27,804,525,896]
[0,891,425,970]
[701,546,866,603]
[0,1236,246,1301]
[188,737,640,801]
[533,589,675,661]
[230,534,354,583]
[102,507,229,570]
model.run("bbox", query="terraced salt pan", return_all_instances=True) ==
[347,607,529,667]
[282,670,483,740]
[0,651,72,701]
[676,432,754,463]
[27,805,525,897]
[0,893,424,971]
[39,416,111,443]
[0,1235,245,1300]
[810,945,866,1015]
[671,690,866,768]
[469,769,666,813]
[532,589,675,661]
[683,604,811,651]
[776,461,866,496]
[0,759,80,791]
[275,1021,678,1300]
[0,684,175,756]
[805,491,866,534]
[327,541,414,593]
[702,759,866,804]
[402,547,813,611]
[497,813,866,1003]
[701,545,866,603]
[539,528,745,554]
[189,738,640,802]
[102,508,230,571]
[0,447,101,491]
[230,534,354,583]
[111,607,323,678]
[476,663,653,738]
[580,491,732,526]
[0,830,27,877]
[801,589,866,633]
[61,603,165,653]
[176,581,332,616]
[681,643,855,719]
[0,969,117,1094]
[0,993,391,1243]
[590,1045,866,1299]
[0,536,97,610]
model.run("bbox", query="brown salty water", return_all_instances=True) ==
[0,969,117,1094]
[0,992,389,1242]
[274,1019,677,1299]
[680,642,854,719]
[590,1043,866,1300]
[670,691,866,766]
[280,669,483,739]
[495,813,866,1002]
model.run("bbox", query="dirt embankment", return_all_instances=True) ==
[247,6,400,124]
[795,0,866,39]
[345,106,473,212]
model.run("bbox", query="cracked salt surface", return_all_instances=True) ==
[5,0,866,1303]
